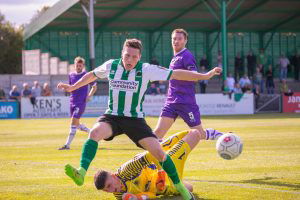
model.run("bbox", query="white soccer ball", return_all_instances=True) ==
[216,133,243,160]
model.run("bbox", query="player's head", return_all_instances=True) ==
[171,29,188,53]
[94,170,122,193]
[122,38,142,71]
[74,56,85,73]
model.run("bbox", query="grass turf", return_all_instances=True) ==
[0,113,299,200]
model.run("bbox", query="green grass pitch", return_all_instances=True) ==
[0,114,299,200]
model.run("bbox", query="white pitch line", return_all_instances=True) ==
[187,179,300,195]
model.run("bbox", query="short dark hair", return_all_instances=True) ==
[94,170,109,190]
[172,28,188,40]
[123,38,143,53]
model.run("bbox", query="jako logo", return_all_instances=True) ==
[0,106,13,114]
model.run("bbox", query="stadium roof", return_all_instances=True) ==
[24,0,300,40]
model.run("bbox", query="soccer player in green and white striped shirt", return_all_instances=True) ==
[57,38,221,200]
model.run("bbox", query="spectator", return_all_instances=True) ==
[279,79,293,96]
[21,83,32,98]
[199,66,208,93]
[291,52,300,81]
[233,83,242,94]
[258,48,268,75]
[0,87,6,100]
[157,81,167,94]
[239,74,252,93]
[234,52,244,81]
[225,73,235,93]
[41,83,52,96]
[147,83,159,95]
[199,54,209,69]
[278,54,290,80]
[9,85,20,101]
[31,81,42,97]
[253,67,264,94]
[150,57,159,65]
[265,65,275,94]
[150,57,160,88]
[246,50,256,78]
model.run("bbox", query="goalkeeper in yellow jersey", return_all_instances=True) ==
[94,129,214,199]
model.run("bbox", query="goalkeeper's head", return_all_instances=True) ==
[94,170,123,193]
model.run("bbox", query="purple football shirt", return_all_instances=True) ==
[166,48,197,104]
[69,71,96,105]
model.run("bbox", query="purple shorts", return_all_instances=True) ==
[70,103,86,119]
[160,103,201,127]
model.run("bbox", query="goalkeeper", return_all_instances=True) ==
[94,129,213,199]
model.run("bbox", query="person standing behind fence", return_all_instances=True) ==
[199,54,209,69]
[21,83,32,98]
[278,54,290,81]
[58,57,97,150]
[0,87,6,100]
[199,66,208,94]
[253,67,264,94]
[265,65,275,94]
[234,52,244,81]
[246,50,256,78]
[258,49,268,75]
[9,85,20,101]
[41,83,52,96]
[291,52,300,81]
[31,81,42,97]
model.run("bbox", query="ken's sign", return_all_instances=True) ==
[21,96,70,118]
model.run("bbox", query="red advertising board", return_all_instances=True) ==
[282,92,300,113]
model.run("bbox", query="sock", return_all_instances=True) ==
[80,139,98,171]
[65,125,77,147]
[174,182,193,200]
[159,154,180,184]
[205,128,223,140]
[78,124,90,133]
[159,155,192,200]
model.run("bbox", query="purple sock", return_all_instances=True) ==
[205,128,223,140]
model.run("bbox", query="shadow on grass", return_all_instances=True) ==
[240,177,300,190]
[187,177,300,190]
[159,193,214,200]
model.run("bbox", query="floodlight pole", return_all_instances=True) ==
[88,0,95,71]
[221,0,228,80]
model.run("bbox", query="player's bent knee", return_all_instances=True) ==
[151,148,165,162]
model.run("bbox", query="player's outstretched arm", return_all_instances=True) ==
[57,72,98,92]
[87,84,97,101]
[171,67,222,81]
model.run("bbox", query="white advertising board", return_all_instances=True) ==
[82,96,109,117]
[143,95,166,116]
[196,93,254,115]
[142,93,254,116]
[21,96,70,118]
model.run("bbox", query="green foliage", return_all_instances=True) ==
[0,114,299,199]
[0,12,23,74]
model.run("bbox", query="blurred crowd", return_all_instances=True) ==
[146,49,299,96]
[1,49,299,101]
[0,81,52,101]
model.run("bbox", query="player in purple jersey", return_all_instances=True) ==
[59,57,97,150]
[154,29,224,142]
